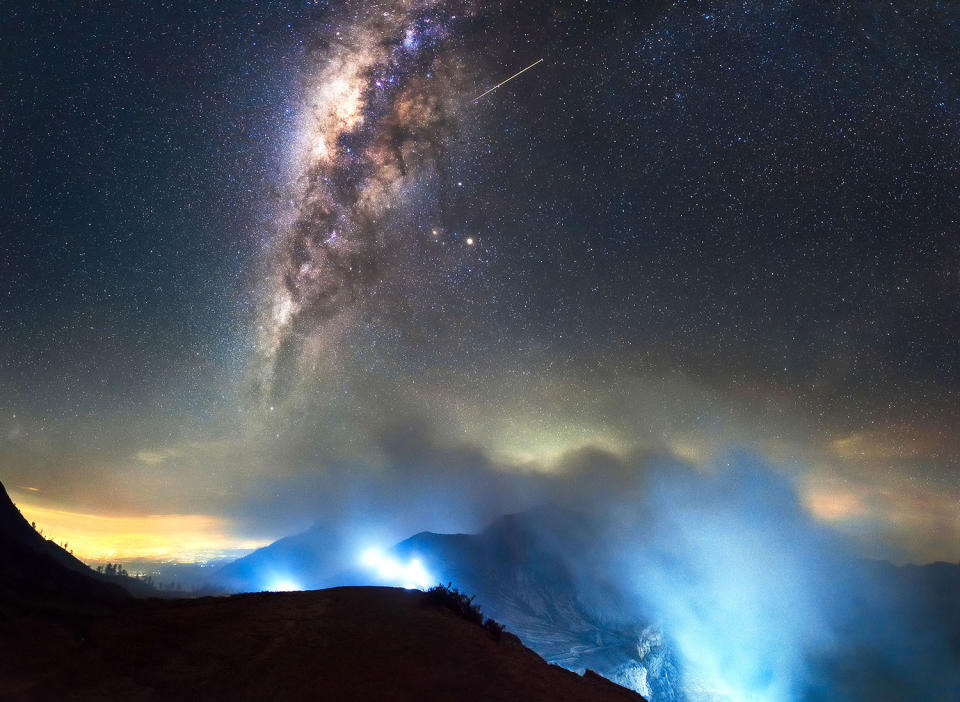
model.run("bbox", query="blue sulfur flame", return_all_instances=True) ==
[359,547,434,590]
[264,576,304,592]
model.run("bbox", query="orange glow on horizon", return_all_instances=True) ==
[10,493,268,563]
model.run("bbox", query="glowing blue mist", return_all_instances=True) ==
[228,439,957,700]
[625,457,843,700]
[263,574,304,592]
[606,453,955,702]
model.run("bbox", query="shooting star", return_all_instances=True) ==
[471,58,544,102]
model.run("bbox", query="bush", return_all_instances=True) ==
[483,617,505,641]
[424,582,505,640]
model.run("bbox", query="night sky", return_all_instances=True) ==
[1,0,957,563]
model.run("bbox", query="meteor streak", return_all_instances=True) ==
[471,58,544,102]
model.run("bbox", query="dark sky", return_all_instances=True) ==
[1,0,957,563]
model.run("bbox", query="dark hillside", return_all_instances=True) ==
[2,586,645,701]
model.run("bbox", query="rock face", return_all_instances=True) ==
[393,508,640,668]
[2,586,646,701]
[385,507,686,701]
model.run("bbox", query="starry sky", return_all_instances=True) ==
[1,0,957,563]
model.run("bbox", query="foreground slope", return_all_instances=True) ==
[2,586,644,701]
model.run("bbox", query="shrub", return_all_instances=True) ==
[424,582,483,625]
[424,582,505,640]
[482,616,505,641]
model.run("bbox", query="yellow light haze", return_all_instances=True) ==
[11,492,268,563]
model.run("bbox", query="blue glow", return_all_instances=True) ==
[359,547,434,590]
[264,576,303,592]
[626,456,852,702]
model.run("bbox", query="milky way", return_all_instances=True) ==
[5,0,960,569]
[256,1,477,403]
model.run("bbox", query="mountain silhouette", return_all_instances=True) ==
[1,483,644,700]
[208,504,683,699]
[0,480,129,608]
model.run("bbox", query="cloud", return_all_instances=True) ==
[226,436,960,701]
[135,448,182,465]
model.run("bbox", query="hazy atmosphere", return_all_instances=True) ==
[4,2,959,700]
[4,0,957,563]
